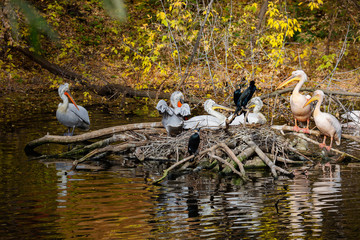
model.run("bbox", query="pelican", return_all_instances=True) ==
[341,110,360,121]
[156,91,191,136]
[304,90,341,151]
[183,99,234,129]
[341,110,360,128]
[56,83,90,136]
[230,97,267,125]
[276,70,312,133]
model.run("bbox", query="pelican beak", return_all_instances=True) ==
[212,103,235,112]
[64,91,80,111]
[177,98,184,108]
[247,104,256,109]
[303,95,320,107]
[276,75,300,89]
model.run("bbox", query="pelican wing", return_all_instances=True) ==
[247,113,267,124]
[69,104,90,126]
[174,103,191,116]
[184,115,222,129]
[156,100,174,115]
[325,113,342,145]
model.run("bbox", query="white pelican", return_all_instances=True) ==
[156,91,191,136]
[56,83,90,136]
[341,110,360,128]
[183,99,234,129]
[276,70,312,133]
[230,97,267,125]
[304,90,341,151]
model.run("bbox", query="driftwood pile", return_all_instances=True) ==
[25,119,360,184]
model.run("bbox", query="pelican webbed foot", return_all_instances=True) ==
[293,125,301,132]
[319,143,326,149]
[301,127,310,134]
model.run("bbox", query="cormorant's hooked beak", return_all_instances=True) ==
[303,95,320,107]
[276,75,300,89]
[64,91,80,111]
[212,103,235,112]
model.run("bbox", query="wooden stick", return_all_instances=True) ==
[265,153,304,164]
[236,147,256,161]
[291,132,360,161]
[208,152,247,181]
[273,165,294,177]
[247,140,278,179]
[271,124,360,143]
[152,143,221,184]
[72,140,149,170]
[271,125,321,136]
[219,143,248,180]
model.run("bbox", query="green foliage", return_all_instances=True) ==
[6,0,59,51]
[316,53,336,72]
[1,0,359,95]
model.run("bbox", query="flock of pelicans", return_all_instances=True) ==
[56,70,360,159]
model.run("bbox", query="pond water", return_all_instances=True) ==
[0,92,360,239]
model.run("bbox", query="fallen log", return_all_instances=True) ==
[30,133,139,160]
[25,121,163,154]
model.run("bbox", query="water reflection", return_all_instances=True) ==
[284,164,342,238]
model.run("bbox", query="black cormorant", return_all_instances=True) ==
[188,128,200,162]
[233,85,242,106]
[235,80,257,116]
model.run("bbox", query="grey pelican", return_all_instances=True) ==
[183,99,234,129]
[156,91,191,136]
[230,97,266,125]
[56,83,90,136]
[304,90,341,151]
[276,70,312,133]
